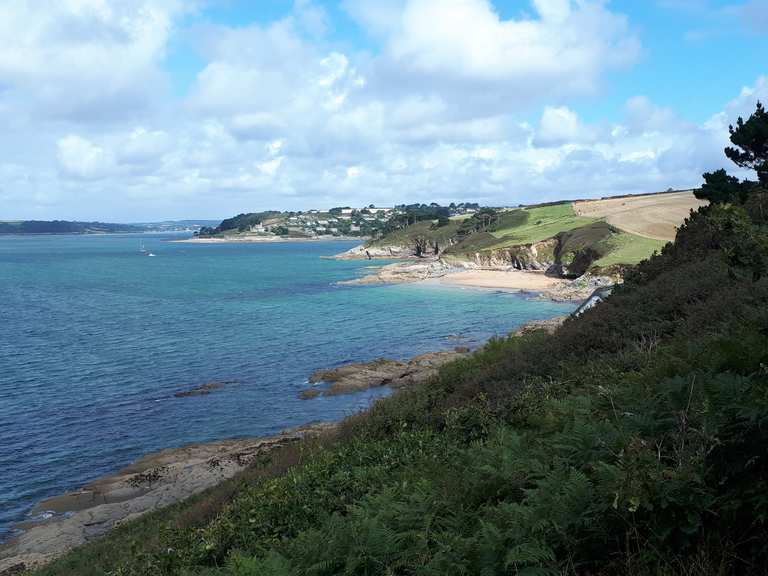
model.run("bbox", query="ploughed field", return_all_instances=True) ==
[573,190,708,241]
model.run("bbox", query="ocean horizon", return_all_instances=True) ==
[0,234,575,541]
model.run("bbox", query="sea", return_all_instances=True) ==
[0,233,576,541]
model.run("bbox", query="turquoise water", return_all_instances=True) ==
[0,234,575,540]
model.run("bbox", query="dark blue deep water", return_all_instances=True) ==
[0,234,575,540]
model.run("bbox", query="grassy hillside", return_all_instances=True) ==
[368,219,464,248]
[594,233,668,267]
[371,193,706,272]
[490,203,598,245]
[31,202,768,576]
[371,200,672,272]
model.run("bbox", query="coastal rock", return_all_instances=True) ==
[0,563,25,576]
[512,316,568,337]
[0,424,336,573]
[340,258,461,285]
[174,381,236,398]
[303,350,470,398]
[334,244,417,260]
[463,238,558,271]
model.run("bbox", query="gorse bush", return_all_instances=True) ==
[34,105,768,576]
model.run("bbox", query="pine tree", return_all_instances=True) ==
[697,101,768,204]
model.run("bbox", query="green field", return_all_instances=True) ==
[491,203,598,245]
[594,232,668,267]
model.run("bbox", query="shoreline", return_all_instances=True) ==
[340,258,614,302]
[0,311,572,573]
[0,423,336,573]
[0,244,587,573]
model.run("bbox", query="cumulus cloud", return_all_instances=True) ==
[57,135,115,180]
[0,0,188,123]
[348,0,640,111]
[0,0,765,221]
[534,106,588,147]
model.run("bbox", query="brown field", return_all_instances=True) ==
[573,191,708,241]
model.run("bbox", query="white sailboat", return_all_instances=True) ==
[140,240,155,256]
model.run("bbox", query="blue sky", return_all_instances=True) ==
[163,0,768,122]
[0,0,766,221]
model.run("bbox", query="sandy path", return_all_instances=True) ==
[437,270,568,292]
[573,191,707,241]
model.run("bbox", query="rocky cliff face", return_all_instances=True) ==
[337,227,613,279]
[460,239,558,271]
[446,227,614,279]
[334,244,419,259]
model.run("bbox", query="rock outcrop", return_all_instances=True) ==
[0,424,335,573]
[302,349,471,397]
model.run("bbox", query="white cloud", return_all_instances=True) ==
[534,106,585,147]
[1,1,765,221]
[57,135,115,180]
[0,0,188,123]
[349,0,640,111]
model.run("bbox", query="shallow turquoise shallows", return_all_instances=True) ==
[0,234,575,539]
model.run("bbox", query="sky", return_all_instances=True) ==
[1,0,767,222]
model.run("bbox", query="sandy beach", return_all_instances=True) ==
[342,258,612,302]
[436,269,569,292]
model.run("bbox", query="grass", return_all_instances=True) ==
[491,203,597,245]
[594,232,668,267]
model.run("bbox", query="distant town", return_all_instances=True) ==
[195,203,482,240]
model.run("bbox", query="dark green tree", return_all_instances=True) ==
[697,101,768,204]
[725,101,768,185]
[698,169,745,205]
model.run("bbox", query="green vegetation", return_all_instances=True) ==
[32,104,768,576]
[0,220,145,234]
[490,204,597,245]
[200,212,282,236]
[369,219,464,249]
[594,233,668,268]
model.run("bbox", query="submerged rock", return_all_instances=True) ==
[174,381,237,398]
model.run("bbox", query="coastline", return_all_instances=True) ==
[0,240,586,574]
[0,311,571,573]
[340,257,614,302]
[0,423,336,573]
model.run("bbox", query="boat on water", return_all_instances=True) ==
[140,241,156,257]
